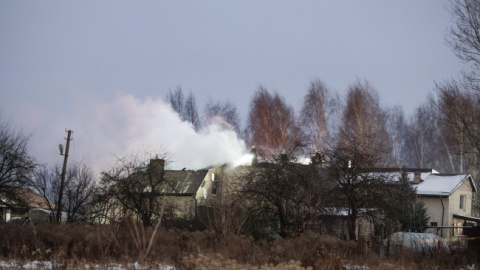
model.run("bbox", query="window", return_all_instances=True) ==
[460,195,466,210]
[430,222,438,227]
[212,180,218,195]
[211,173,218,195]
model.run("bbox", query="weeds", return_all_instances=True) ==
[0,223,478,269]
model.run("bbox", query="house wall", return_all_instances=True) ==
[449,180,475,235]
[421,180,475,237]
[195,167,224,206]
[421,196,449,236]
[160,196,196,219]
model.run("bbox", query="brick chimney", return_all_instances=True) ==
[412,171,421,184]
[148,157,165,185]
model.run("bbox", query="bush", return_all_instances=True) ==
[0,223,478,269]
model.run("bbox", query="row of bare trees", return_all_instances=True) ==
[0,0,478,233]
[0,113,97,223]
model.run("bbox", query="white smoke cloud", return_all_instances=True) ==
[70,94,248,172]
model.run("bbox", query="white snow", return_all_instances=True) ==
[417,174,468,196]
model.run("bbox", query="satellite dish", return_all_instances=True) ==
[59,144,64,155]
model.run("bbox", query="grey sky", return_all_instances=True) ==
[0,1,466,172]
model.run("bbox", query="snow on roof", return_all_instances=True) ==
[360,168,474,197]
[416,174,470,196]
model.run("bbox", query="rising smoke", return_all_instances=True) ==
[57,94,250,173]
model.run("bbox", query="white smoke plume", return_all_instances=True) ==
[51,94,249,173]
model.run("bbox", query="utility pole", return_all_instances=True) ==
[57,129,72,224]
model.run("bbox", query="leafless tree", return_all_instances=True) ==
[245,86,301,157]
[299,79,340,157]
[336,80,392,165]
[235,144,334,238]
[447,0,480,91]
[184,91,201,131]
[203,98,242,135]
[64,163,97,222]
[167,86,185,116]
[32,161,97,222]
[385,106,409,166]
[98,150,169,227]
[0,114,36,207]
[327,136,392,240]
[197,187,250,236]
[433,81,480,177]
[326,81,399,240]
[400,101,441,168]
[167,86,201,130]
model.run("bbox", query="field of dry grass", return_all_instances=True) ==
[0,222,477,269]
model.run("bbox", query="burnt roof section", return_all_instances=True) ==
[160,170,208,195]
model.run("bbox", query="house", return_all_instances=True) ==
[95,157,479,241]
[94,158,212,225]
[158,168,209,220]
[416,172,477,237]
[367,168,477,238]
[0,188,54,224]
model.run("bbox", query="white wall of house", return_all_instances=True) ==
[421,179,475,237]
[449,180,475,235]
[422,196,449,236]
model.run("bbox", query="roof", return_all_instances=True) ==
[416,174,476,197]
[360,168,476,197]
[160,170,208,195]
[0,188,51,209]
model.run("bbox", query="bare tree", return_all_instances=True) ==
[336,80,392,165]
[433,81,480,176]
[167,86,201,130]
[245,86,301,157]
[299,79,340,157]
[197,187,250,236]
[400,101,441,168]
[238,152,333,238]
[98,151,168,227]
[203,98,242,135]
[0,114,36,206]
[167,86,185,116]
[385,106,409,166]
[327,81,397,240]
[184,91,201,131]
[447,0,480,91]
[32,161,97,222]
[64,163,97,222]
[327,136,391,240]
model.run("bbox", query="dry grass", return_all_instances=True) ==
[0,223,478,269]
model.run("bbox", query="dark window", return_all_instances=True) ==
[460,195,466,210]
[212,180,218,195]
[430,222,438,227]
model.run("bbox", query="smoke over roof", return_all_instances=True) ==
[34,94,248,173]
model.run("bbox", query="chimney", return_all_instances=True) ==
[148,157,165,185]
[412,171,421,184]
[250,146,258,165]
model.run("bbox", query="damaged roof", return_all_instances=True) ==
[160,170,208,195]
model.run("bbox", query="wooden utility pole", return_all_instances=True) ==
[57,129,72,224]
